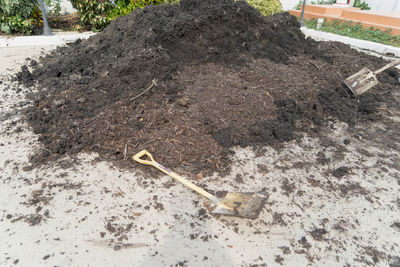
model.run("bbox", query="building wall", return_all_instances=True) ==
[366,0,399,11]
[350,0,400,11]
[281,0,302,10]
[58,0,76,14]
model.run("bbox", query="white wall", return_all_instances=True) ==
[368,0,399,11]
[281,0,301,10]
[51,0,76,15]
[350,0,400,11]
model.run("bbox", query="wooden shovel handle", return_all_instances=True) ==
[133,150,219,205]
[374,58,400,75]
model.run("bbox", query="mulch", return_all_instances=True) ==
[16,0,399,175]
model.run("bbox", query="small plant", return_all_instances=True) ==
[353,0,370,10]
[295,0,302,10]
[44,0,62,16]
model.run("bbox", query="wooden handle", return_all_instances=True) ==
[374,58,400,75]
[133,150,220,205]
[132,150,155,165]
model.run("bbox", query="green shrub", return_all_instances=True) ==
[70,0,165,31]
[0,0,37,34]
[0,0,62,34]
[353,0,370,10]
[44,0,62,16]
[241,0,282,17]
[69,0,115,31]
[108,0,165,21]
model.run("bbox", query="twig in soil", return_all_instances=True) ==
[131,79,158,101]
[123,144,128,160]
[220,118,228,127]
[251,85,265,89]
[308,60,321,71]
[377,107,393,115]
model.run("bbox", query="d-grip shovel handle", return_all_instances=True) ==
[133,150,220,204]
[132,150,155,165]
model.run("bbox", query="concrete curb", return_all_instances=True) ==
[301,27,400,57]
[0,32,95,48]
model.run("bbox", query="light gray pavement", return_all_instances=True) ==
[0,42,399,266]
[0,32,94,48]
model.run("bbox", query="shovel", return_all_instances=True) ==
[133,150,268,219]
[344,58,400,95]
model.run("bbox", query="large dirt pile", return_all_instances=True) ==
[18,0,398,174]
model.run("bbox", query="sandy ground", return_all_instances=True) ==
[0,46,399,267]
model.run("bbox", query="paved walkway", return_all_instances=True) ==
[0,41,399,267]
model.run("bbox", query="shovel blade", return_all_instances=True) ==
[212,192,268,219]
[344,67,379,95]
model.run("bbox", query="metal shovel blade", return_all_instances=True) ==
[212,192,269,219]
[344,67,379,95]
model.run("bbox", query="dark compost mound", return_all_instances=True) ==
[17,0,399,174]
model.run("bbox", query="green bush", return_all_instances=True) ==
[0,0,37,34]
[70,0,165,31]
[108,0,165,21]
[69,0,115,31]
[0,0,61,34]
[353,0,370,10]
[44,0,62,16]
[240,0,282,17]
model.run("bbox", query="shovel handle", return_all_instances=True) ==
[374,58,400,75]
[133,150,219,204]
[132,150,155,165]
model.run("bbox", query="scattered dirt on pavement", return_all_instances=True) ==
[309,228,328,241]
[332,166,349,178]
[16,0,399,175]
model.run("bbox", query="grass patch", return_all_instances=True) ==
[305,19,400,47]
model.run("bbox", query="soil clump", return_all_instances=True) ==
[16,0,399,174]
